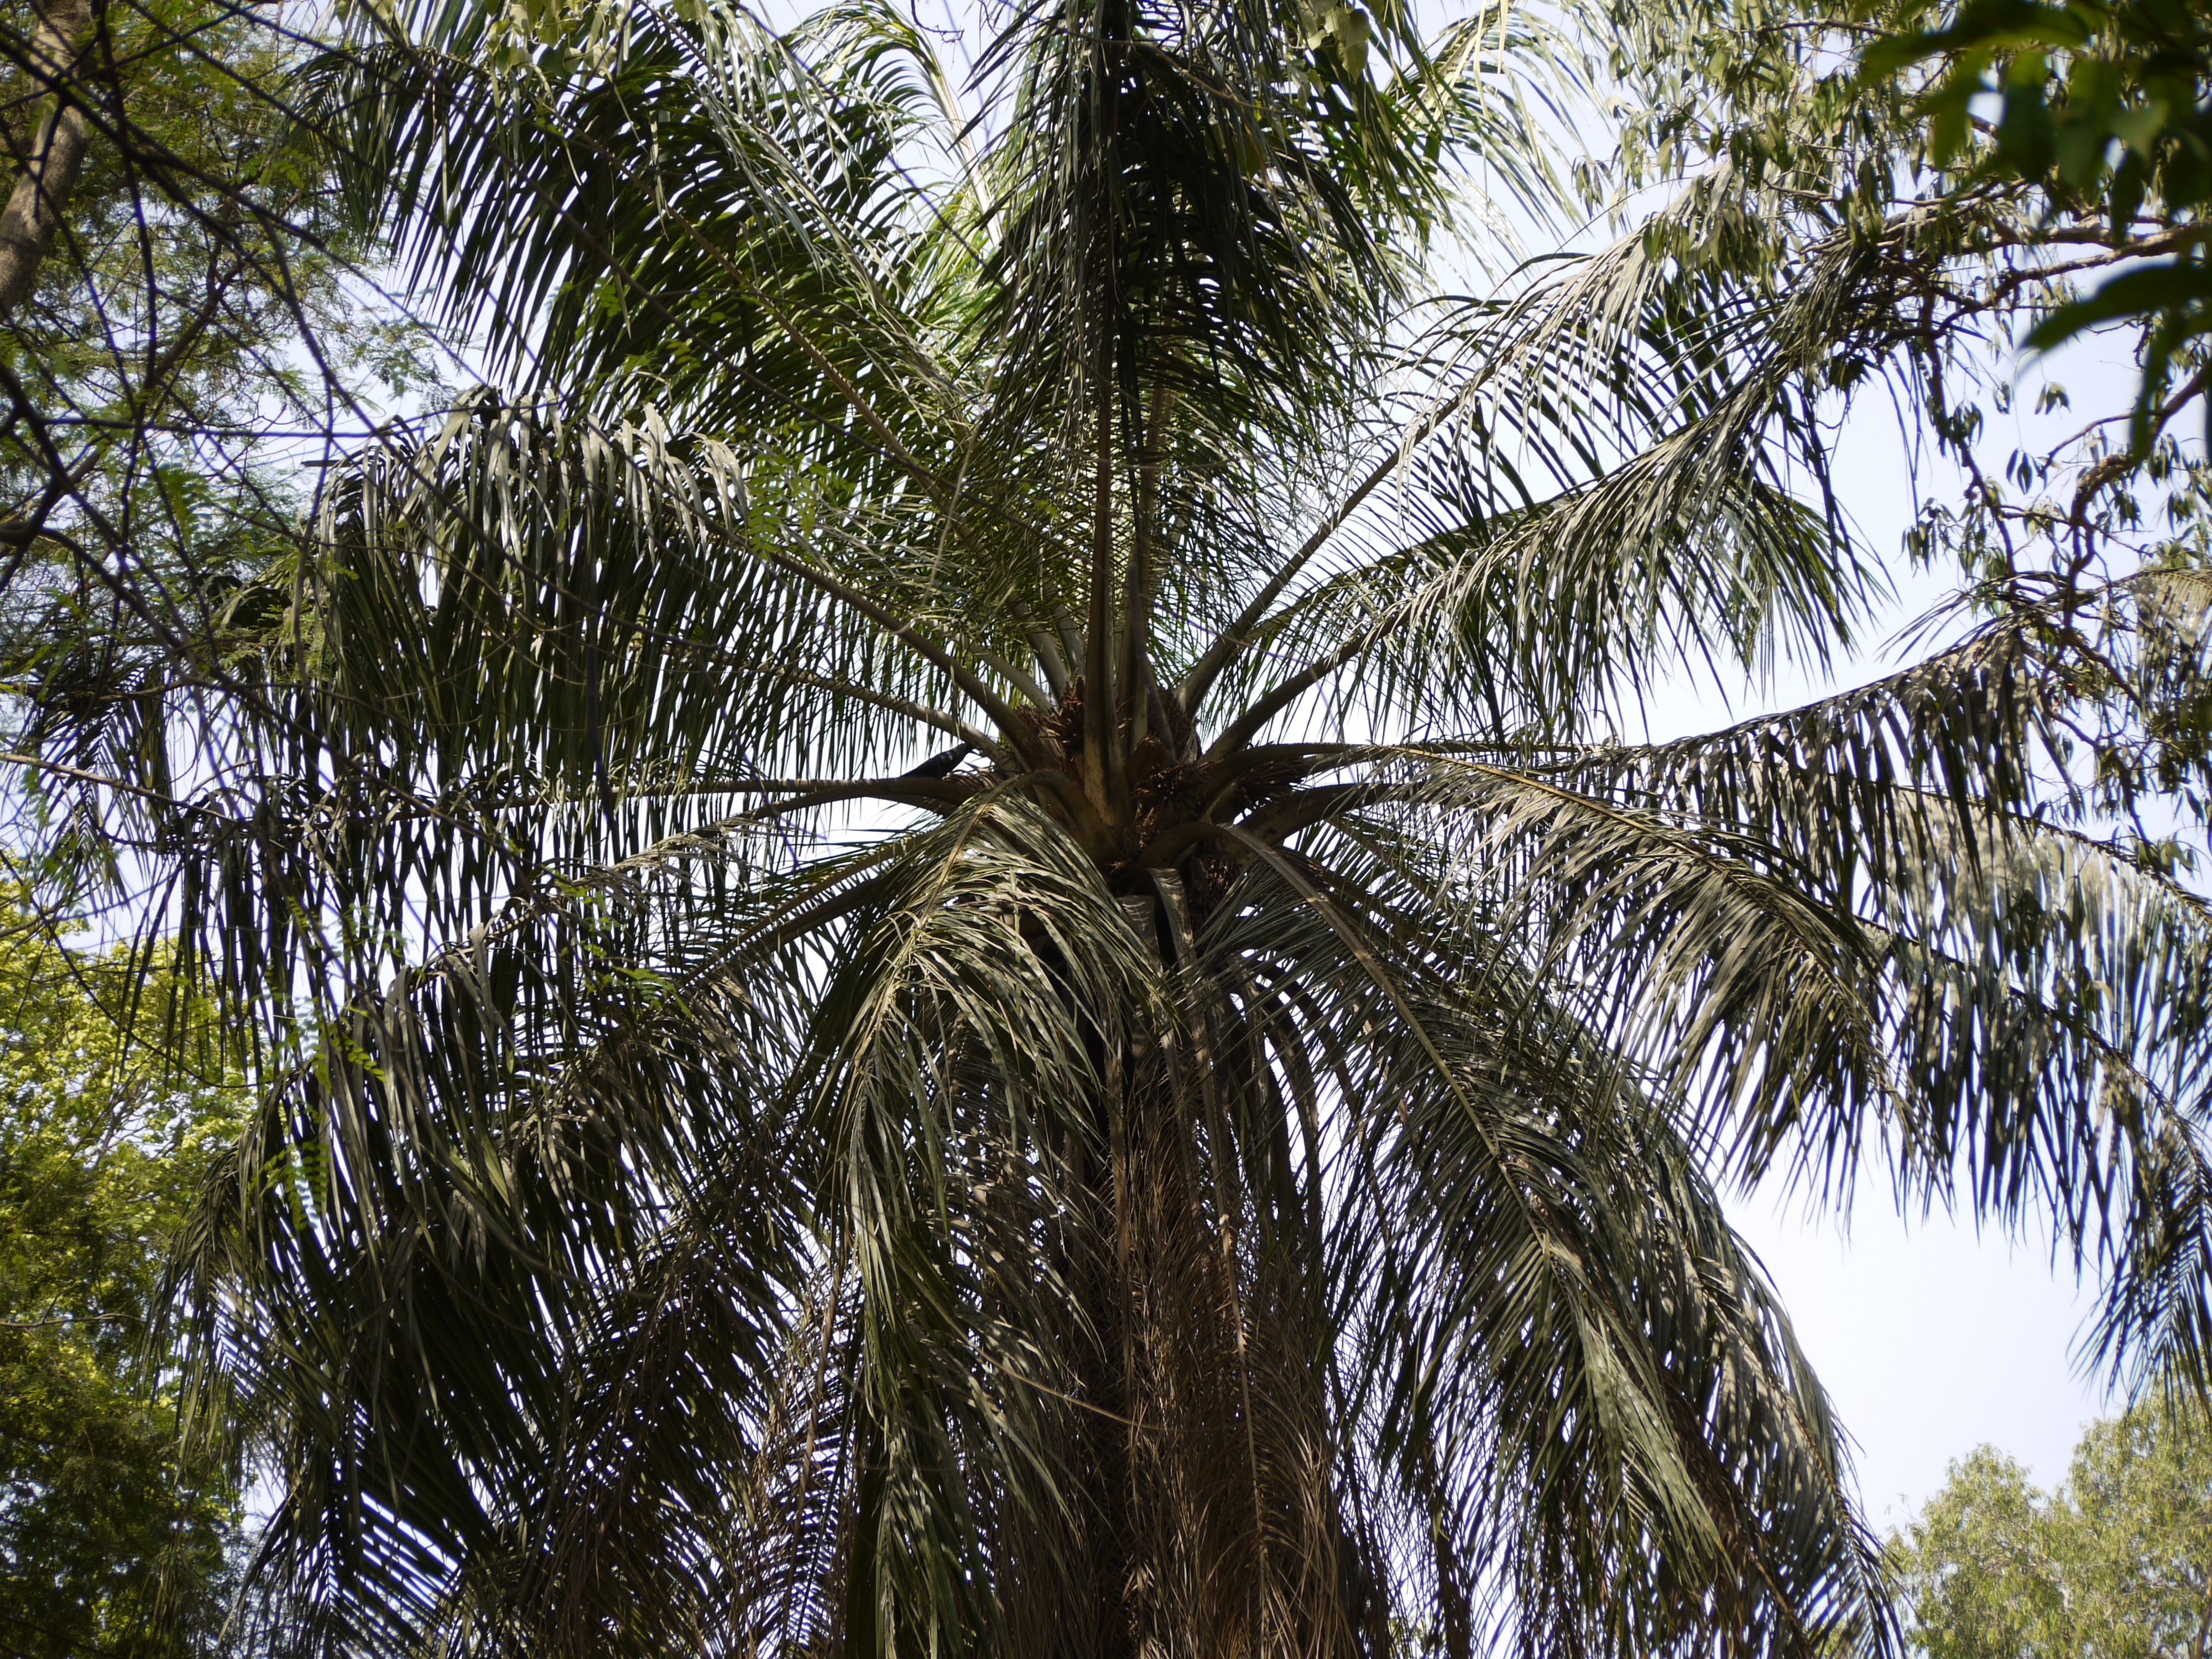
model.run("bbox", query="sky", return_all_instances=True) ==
[1725,1187,2104,1529]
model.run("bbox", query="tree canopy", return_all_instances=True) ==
[1867,0,2212,456]
[0,890,249,1659]
[0,0,2203,1654]
[1893,1405,2212,1659]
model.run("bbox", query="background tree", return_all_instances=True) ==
[0,888,250,1659]
[0,0,431,1644]
[1864,0,2212,458]
[0,0,440,922]
[1893,1405,2212,1659]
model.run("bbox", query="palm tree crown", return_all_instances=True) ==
[97,0,2212,1654]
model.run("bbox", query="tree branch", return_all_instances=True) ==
[1122,381,1170,747]
[1201,614,1399,766]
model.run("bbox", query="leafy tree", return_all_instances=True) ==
[1863,0,2212,455]
[0,890,250,1659]
[0,0,2193,1655]
[0,0,441,840]
[1893,1406,2212,1659]
[0,0,440,413]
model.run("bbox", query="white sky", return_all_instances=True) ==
[1727,1188,2103,1528]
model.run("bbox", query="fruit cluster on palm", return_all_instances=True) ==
[15,0,2188,1653]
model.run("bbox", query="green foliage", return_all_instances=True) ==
[1892,1405,2212,1659]
[1568,0,2212,870]
[1863,0,2212,452]
[0,0,446,754]
[0,890,251,1659]
[0,0,433,421]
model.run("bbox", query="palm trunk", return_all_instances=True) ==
[1078,1082,1140,1659]
[1044,895,1374,1659]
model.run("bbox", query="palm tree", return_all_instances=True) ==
[77,0,2205,1653]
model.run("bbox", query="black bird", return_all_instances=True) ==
[902,742,973,780]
